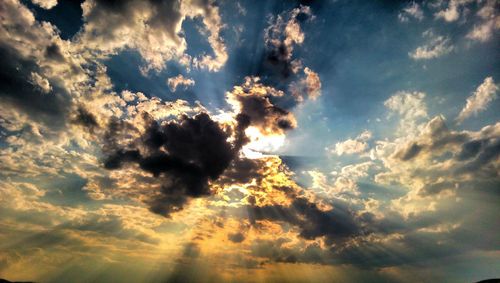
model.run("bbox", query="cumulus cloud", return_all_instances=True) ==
[76,0,228,73]
[309,161,374,201]
[99,75,302,218]
[374,113,500,208]
[167,74,195,92]
[93,73,303,217]
[368,86,498,225]
[409,30,454,60]
[456,77,498,123]
[102,111,249,216]
[329,130,372,156]
[31,0,58,9]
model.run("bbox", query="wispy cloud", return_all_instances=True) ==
[409,30,454,60]
[456,76,498,123]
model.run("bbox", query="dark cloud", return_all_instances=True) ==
[292,198,362,243]
[218,158,263,185]
[0,45,70,128]
[426,118,468,151]
[263,43,294,80]
[394,118,500,188]
[72,107,99,130]
[250,238,293,260]
[250,240,329,266]
[395,142,423,160]
[454,138,500,176]
[228,232,245,243]
[456,139,487,161]
[247,197,363,244]
[103,112,250,216]
[227,78,297,135]
[45,43,65,62]
[418,181,456,195]
[239,94,296,133]
[100,77,300,217]
[259,6,312,82]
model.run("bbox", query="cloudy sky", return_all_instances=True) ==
[0,0,499,282]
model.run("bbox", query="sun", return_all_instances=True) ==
[241,126,286,158]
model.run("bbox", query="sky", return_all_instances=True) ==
[0,0,499,282]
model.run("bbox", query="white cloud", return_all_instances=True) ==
[466,18,500,41]
[289,67,322,101]
[76,0,228,73]
[431,0,499,43]
[466,1,500,43]
[384,91,428,136]
[31,0,57,9]
[329,130,372,156]
[398,2,424,22]
[264,6,313,67]
[167,74,195,92]
[456,77,498,123]
[309,161,373,200]
[409,31,453,60]
[434,0,475,22]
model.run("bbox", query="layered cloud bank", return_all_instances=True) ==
[0,0,498,283]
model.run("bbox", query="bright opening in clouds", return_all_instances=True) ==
[0,1,499,283]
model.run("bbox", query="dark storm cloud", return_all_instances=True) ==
[103,112,250,216]
[0,45,71,128]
